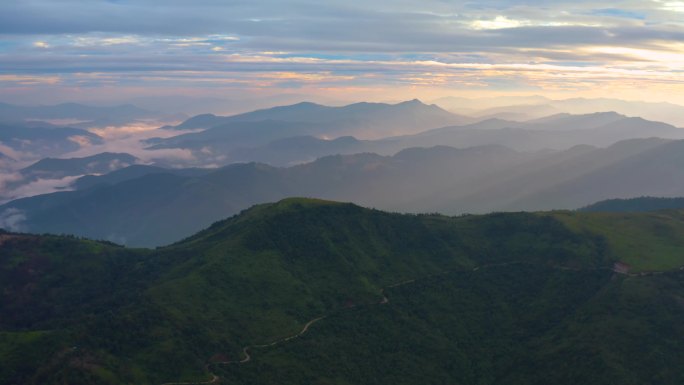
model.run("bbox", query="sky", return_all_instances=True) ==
[2,0,684,105]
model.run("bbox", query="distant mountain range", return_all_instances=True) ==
[0,121,103,159]
[433,95,684,127]
[20,152,139,181]
[0,144,529,246]
[169,99,469,135]
[146,99,470,167]
[3,99,684,246]
[0,153,140,202]
[150,109,684,167]
[388,112,684,152]
[4,138,684,246]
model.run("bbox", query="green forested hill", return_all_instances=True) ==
[1,199,684,385]
[580,196,684,213]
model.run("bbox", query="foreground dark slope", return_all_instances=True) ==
[2,199,684,385]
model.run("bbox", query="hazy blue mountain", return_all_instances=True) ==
[553,98,684,127]
[224,99,464,127]
[0,121,103,157]
[151,111,684,168]
[2,163,297,246]
[225,135,370,166]
[474,104,562,120]
[20,152,138,180]
[4,137,683,246]
[169,134,397,167]
[72,164,215,190]
[580,196,684,212]
[507,139,684,210]
[0,153,141,201]
[384,113,684,151]
[150,120,322,151]
[170,113,225,130]
[166,99,470,138]
[432,95,553,113]
[0,145,529,246]
[434,96,684,127]
[525,111,626,130]
[424,138,672,214]
[150,120,387,167]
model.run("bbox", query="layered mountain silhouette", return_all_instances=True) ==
[148,108,684,167]
[0,121,103,158]
[0,153,141,202]
[4,138,684,246]
[167,99,468,136]
[387,112,684,152]
[19,152,139,181]
[147,100,470,167]
[434,95,684,127]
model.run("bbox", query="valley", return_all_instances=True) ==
[4,2,684,385]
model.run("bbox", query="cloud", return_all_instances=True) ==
[3,1,684,102]
[656,1,684,12]
[0,172,23,192]
[0,208,26,232]
[0,174,81,203]
[0,74,61,85]
[62,122,197,166]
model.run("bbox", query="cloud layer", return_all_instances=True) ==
[2,1,684,103]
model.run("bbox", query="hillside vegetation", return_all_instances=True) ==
[1,199,683,384]
[580,196,684,212]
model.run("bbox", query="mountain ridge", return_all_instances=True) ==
[5,138,684,246]
[2,198,684,384]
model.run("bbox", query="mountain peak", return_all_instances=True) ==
[396,98,425,106]
[291,101,322,107]
[177,197,356,245]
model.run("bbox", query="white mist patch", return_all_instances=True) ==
[26,118,90,126]
[88,122,176,140]
[68,135,96,147]
[0,174,82,203]
[0,143,38,167]
[64,122,198,166]
[106,158,131,171]
[0,143,21,161]
[0,208,27,232]
[0,172,23,196]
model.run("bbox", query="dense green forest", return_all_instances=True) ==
[580,196,684,213]
[1,198,683,384]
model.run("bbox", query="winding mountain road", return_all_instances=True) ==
[161,260,682,384]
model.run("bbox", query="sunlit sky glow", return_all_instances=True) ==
[2,0,684,105]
